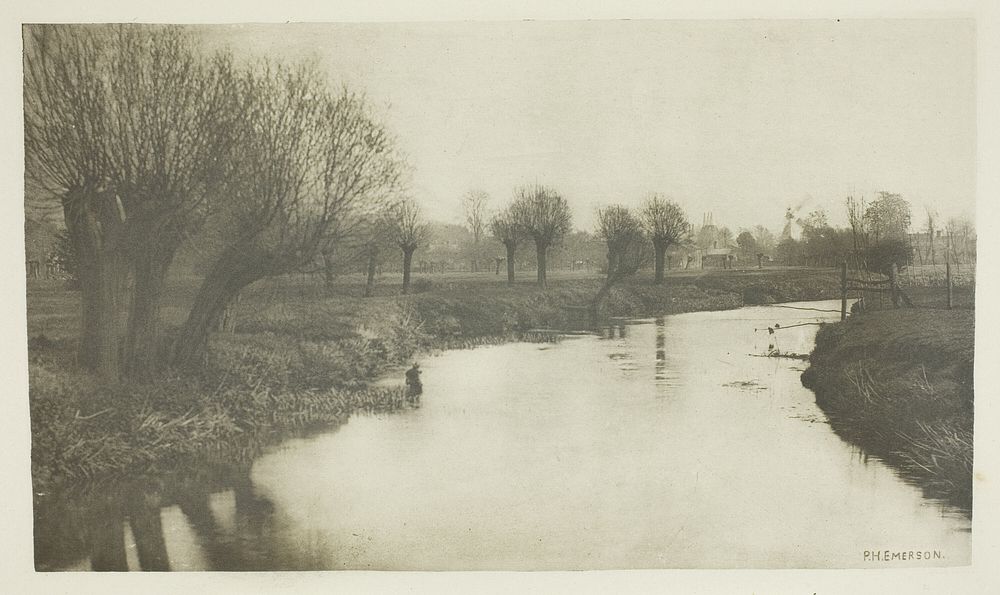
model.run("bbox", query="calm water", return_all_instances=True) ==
[37,300,971,570]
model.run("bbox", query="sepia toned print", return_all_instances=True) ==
[24,20,974,570]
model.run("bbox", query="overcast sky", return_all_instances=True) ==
[199,19,976,233]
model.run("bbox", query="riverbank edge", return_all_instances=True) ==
[29,271,844,496]
[800,309,974,515]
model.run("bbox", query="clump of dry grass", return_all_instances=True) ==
[29,331,414,491]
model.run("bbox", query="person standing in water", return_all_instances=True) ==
[405,362,423,399]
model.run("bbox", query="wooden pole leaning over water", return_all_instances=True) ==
[947,261,954,309]
[840,261,848,322]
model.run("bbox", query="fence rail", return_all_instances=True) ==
[840,261,963,321]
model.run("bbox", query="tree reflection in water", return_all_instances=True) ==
[87,499,126,571]
[599,322,628,339]
[35,461,334,571]
[175,469,278,570]
[125,480,170,571]
[655,316,667,384]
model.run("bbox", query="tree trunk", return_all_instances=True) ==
[76,257,127,382]
[505,243,516,286]
[123,238,177,381]
[536,243,547,288]
[171,250,254,369]
[66,193,129,383]
[322,251,336,291]
[364,247,378,297]
[606,250,617,281]
[402,247,415,294]
[589,275,620,320]
[215,292,241,333]
[653,240,667,284]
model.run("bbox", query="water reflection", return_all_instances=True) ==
[35,462,338,571]
[174,471,282,570]
[36,481,171,571]
[654,316,677,388]
[88,499,127,571]
[598,322,628,340]
[126,481,170,571]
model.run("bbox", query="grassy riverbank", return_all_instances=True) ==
[28,267,842,491]
[801,306,975,514]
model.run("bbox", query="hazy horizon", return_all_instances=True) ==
[191,19,976,235]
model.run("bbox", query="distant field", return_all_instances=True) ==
[24,265,855,374]
[24,265,827,338]
[897,263,976,288]
[26,262,972,348]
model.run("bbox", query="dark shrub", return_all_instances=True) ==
[863,238,913,275]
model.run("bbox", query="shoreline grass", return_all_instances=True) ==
[800,308,974,514]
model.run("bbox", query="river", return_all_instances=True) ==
[36,300,971,570]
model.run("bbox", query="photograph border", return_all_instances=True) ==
[3,1,998,593]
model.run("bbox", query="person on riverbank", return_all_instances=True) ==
[405,363,423,399]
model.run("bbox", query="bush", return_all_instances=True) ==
[863,238,913,275]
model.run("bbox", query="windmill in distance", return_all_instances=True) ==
[780,195,812,241]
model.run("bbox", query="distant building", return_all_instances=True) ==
[700,247,736,268]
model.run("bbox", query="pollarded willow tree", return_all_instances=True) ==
[24,24,240,381]
[171,63,404,366]
[596,205,643,281]
[510,184,572,289]
[387,198,432,294]
[640,194,689,284]
[592,205,649,315]
[109,31,242,379]
[489,208,520,286]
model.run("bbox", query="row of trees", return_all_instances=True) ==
[486,185,571,289]
[324,187,970,289]
[402,189,694,290]
[774,191,977,273]
[25,25,406,381]
[483,188,687,289]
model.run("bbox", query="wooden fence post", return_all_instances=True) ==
[840,261,847,322]
[947,261,953,309]
[890,263,900,308]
